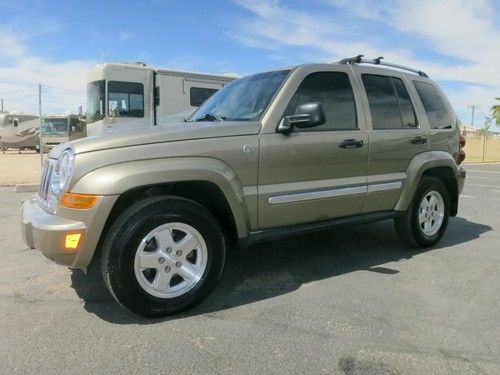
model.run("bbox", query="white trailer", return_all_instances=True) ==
[86,62,236,136]
[0,113,39,152]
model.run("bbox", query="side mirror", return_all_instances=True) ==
[278,102,325,134]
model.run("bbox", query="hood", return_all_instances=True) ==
[52,121,261,157]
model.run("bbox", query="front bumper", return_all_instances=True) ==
[21,194,118,269]
[21,196,85,266]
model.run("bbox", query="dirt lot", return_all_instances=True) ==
[0,164,499,374]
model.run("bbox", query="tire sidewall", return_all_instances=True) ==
[104,198,226,317]
[411,178,450,247]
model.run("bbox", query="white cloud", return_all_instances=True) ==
[233,0,500,125]
[0,30,94,115]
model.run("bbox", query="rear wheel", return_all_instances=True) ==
[394,177,449,247]
[101,196,226,317]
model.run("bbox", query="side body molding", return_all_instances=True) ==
[71,157,252,238]
[395,151,458,212]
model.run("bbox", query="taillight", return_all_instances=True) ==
[460,135,466,148]
[457,135,466,164]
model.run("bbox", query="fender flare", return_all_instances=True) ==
[395,151,458,212]
[71,157,251,238]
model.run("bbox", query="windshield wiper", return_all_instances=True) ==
[194,113,224,122]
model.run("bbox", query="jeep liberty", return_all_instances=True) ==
[21,56,466,317]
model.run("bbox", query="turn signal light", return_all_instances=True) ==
[65,233,81,250]
[61,193,99,209]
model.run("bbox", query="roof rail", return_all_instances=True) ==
[336,55,429,78]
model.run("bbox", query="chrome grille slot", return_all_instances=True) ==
[38,159,55,209]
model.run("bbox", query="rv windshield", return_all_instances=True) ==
[41,118,68,135]
[87,80,105,124]
[190,70,290,122]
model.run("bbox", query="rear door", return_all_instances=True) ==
[354,69,429,213]
[258,67,369,229]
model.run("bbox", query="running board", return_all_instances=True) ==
[240,211,395,248]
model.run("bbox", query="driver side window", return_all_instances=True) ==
[285,72,358,131]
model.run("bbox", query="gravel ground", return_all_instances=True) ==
[0,164,499,374]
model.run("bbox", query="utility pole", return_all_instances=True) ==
[39,84,43,168]
[1,98,3,113]
[468,105,478,127]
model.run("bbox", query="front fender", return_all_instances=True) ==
[71,157,251,238]
[395,151,458,212]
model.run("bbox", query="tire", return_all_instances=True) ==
[394,176,450,248]
[100,196,226,318]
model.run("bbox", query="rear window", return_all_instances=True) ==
[413,81,455,129]
[362,74,417,129]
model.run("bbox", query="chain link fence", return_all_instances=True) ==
[0,150,44,187]
[0,81,85,187]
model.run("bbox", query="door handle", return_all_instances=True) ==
[339,139,364,149]
[410,136,427,144]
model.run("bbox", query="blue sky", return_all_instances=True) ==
[0,0,499,129]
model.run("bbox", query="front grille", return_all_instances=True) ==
[38,159,55,209]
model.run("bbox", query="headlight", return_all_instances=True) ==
[50,148,74,198]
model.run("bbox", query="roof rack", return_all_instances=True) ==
[336,55,429,78]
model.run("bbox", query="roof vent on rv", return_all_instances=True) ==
[121,61,147,67]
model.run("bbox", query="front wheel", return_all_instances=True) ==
[101,196,226,317]
[394,177,450,248]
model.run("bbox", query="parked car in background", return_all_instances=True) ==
[21,56,466,317]
[86,62,236,137]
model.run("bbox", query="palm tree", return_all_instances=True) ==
[492,98,500,126]
[478,116,492,135]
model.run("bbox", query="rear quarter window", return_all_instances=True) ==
[413,81,455,129]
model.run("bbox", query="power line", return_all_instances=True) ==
[0,80,86,93]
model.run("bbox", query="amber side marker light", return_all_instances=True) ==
[61,193,99,209]
[65,233,82,250]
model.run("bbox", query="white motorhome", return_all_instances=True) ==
[86,62,236,136]
[41,114,85,150]
[0,113,39,151]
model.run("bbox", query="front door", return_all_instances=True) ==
[258,70,369,229]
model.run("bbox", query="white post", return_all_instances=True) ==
[39,84,43,168]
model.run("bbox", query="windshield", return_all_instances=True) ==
[190,69,290,122]
[86,80,105,124]
[41,118,68,135]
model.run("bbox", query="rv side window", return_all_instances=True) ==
[108,81,144,118]
[413,81,455,129]
[190,87,219,107]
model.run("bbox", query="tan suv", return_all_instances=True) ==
[21,56,466,317]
